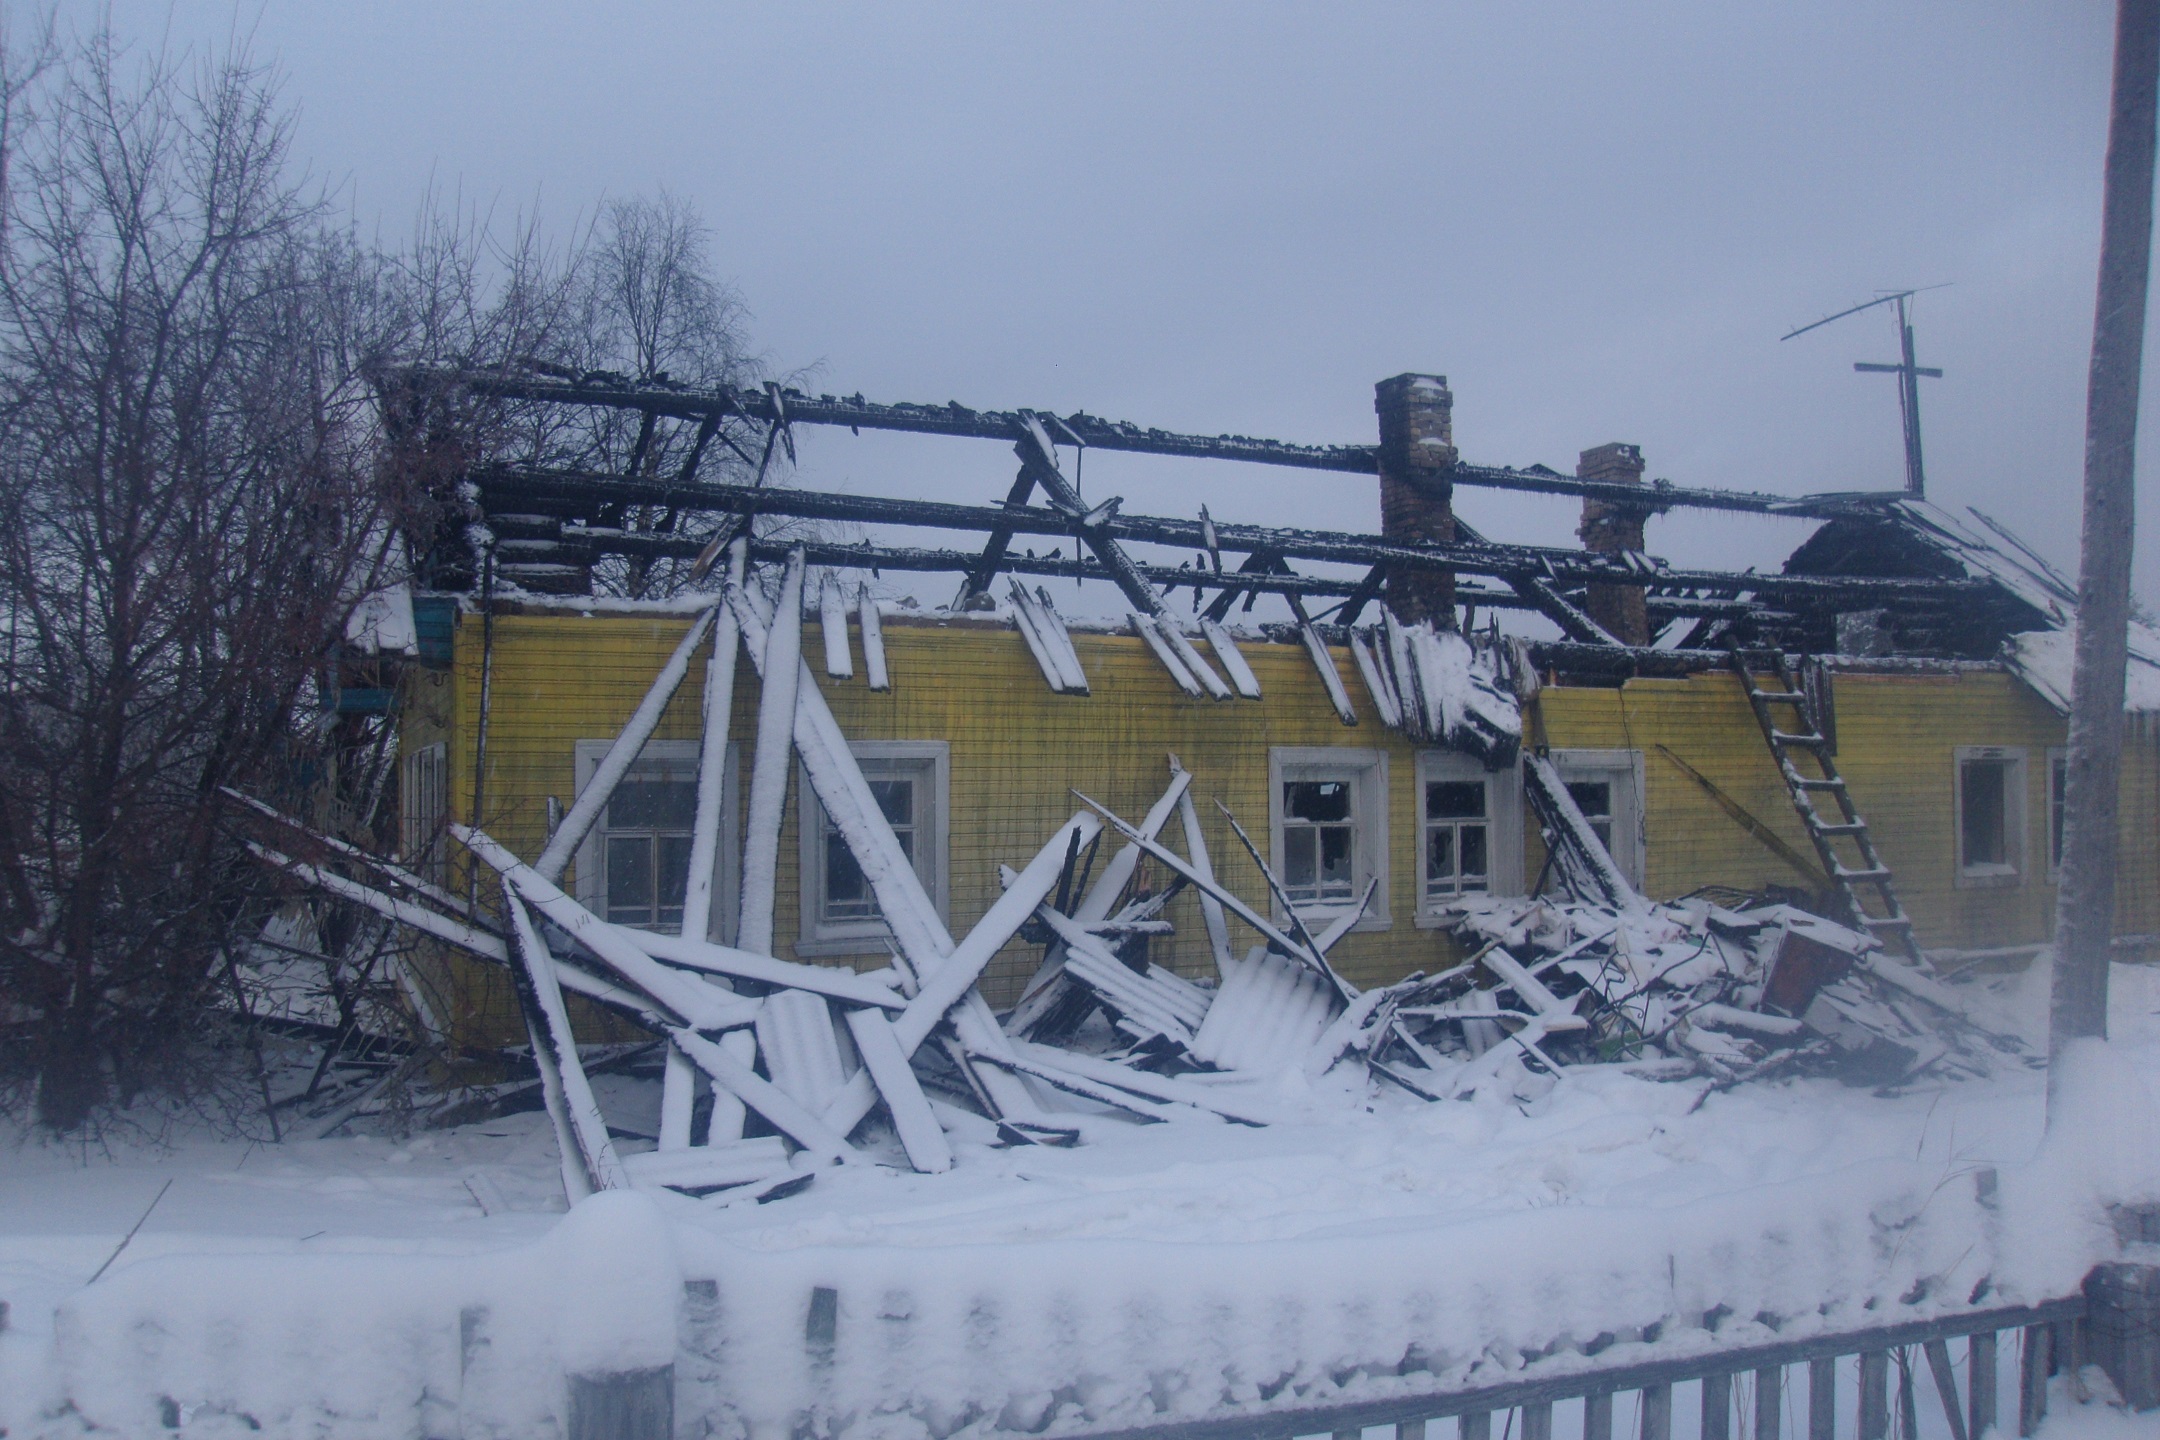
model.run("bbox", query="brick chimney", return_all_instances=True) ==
[1374,373,1458,626]
[1576,442,1650,646]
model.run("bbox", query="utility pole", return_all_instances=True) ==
[1783,288,1945,497]
[2051,0,2159,1078]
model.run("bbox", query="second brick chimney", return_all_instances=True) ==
[1576,441,1650,646]
[1375,373,1458,627]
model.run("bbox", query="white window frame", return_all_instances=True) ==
[573,739,739,941]
[1954,744,2027,889]
[1546,749,1646,889]
[797,741,950,957]
[401,741,449,886]
[1267,747,1390,933]
[1415,752,1524,924]
[2046,745,2067,881]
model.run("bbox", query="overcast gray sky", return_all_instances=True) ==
[87,2,2159,617]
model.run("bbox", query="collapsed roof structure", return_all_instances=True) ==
[380,362,2114,685]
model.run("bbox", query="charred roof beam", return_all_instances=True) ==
[432,365,1900,523]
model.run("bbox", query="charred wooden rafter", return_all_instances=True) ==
[431,365,1905,522]
[475,464,1996,609]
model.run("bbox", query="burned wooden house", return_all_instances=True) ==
[343,365,2160,1053]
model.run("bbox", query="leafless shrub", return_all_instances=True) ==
[0,29,402,1133]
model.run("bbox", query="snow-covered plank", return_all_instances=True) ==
[740,551,807,955]
[1006,765,1191,1036]
[504,894,630,1194]
[456,826,762,1032]
[623,1136,789,1193]
[1030,587,1090,692]
[1299,620,1358,725]
[726,585,1046,1123]
[535,605,717,883]
[858,585,890,691]
[225,787,474,920]
[624,929,904,1009]
[1009,584,1073,693]
[973,1049,1193,1122]
[1188,946,1338,1073]
[818,573,855,679]
[754,988,852,1116]
[1007,1040,1293,1126]
[681,542,744,945]
[660,1042,696,1151]
[1382,609,1427,739]
[672,1028,859,1165]
[1175,784,1235,977]
[1200,618,1262,699]
[702,1029,755,1143]
[843,1007,954,1174]
[1129,612,1203,695]
[1074,792,1333,987]
[1160,618,1233,699]
[1349,627,1402,728]
[1310,876,1379,956]
[890,812,1102,1054]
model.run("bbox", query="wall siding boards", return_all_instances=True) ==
[406,606,2159,1045]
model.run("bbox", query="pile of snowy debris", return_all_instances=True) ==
[239,551,2024,1207]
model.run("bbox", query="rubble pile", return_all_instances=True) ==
[239,561,2029,1204]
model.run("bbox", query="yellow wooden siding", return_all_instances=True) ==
[413,605,2160,1044]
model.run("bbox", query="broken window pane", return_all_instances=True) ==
[1282,777,1355,904]
[1425,778,1490,900]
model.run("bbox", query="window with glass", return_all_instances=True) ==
[1281,778,1357,905]
[401,742,448,885]
[820,776,917,924]
[1547,751,1644,887]
[1565,779,1615,856]
[1425,778,1490,901]
[1954,745,2025,886]
[800,744,948,953]
[603,764,698,929]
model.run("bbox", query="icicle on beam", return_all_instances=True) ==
[818,573,854,679]
[680,541,744,945]
[843,1007,954,1173]
[672,1028,858,1165]
[1348,627,1400,728]
[504,893,630,1194]
[1199,617,1262,699]
[535,605,718,883]
[857,584,889,692]
[739,550,806,956]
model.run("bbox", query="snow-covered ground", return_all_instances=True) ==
[2,963,2156,1440]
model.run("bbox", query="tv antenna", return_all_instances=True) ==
[1782,285,1948,498]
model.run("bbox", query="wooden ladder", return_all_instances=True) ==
[1729,649,1922,961]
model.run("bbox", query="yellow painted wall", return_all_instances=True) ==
[408,604,2160,1042]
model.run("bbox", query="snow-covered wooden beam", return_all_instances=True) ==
[858,585,890,691]
[818,573,855,678]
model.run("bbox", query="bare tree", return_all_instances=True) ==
[0,32,400,1133]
